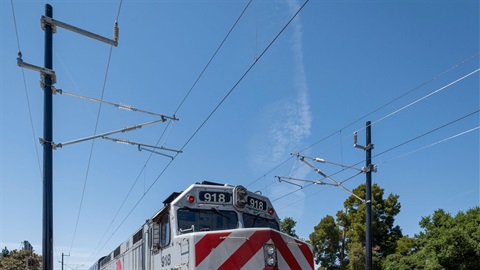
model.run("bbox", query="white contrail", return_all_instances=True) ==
[256,1,312,220]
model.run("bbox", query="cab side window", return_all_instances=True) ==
[159,213,170,247]
[151,210,171,250]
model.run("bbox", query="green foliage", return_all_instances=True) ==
[337,183,402,269]
[394,236,417,256]
[1,247,9,258]
[309,215,341,268]
[383,207,480,270]
[0,249,42,270]
[309,183,402,270]
[418,207,480,269]
[280,217,299,238]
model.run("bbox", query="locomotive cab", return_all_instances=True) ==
[96,182,313,270]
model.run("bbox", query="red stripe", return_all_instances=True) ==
[195,232,231,266]
[218,230,271,270]
[271,231,301,270]
[295,239,314,269]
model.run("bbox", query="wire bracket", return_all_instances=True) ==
[362,164,377,173]
[40,15,57,33]
[354,132,374,151]
[39,138,57,150]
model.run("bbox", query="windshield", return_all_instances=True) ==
[243,213,279,230]
[177,208,238,233]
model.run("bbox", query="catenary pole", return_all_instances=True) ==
[365,121,372,270]
[43,4,54,270]
[16,5,120,270]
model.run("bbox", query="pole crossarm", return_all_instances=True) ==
[54,88,178,121]
[41,15,119,46]
[102,136,182,159]
[17,56,57,85]
[53,119,166,149]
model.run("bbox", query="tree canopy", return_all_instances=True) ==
[383,207,480,270]
[307,181,479,270]
[0,248,42,270]
[309,183,403,270]
[280,217,299,238]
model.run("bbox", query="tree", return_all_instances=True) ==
[1,247,9,258]
[336,183,402,269]
[309,183,403,270]
[381,236,418,270]
[280,217,299,238]
[309,215,341,269]
[383,207,480,270]
[0,249,42,270]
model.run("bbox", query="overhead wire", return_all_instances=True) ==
[274,123,479,209]
[293,68,479,171]
[302,52,480,153]
[87,3,476,263]
[379,126,479,165]
[270,110,479,205]
[87,0,254,261]
[364,68,480,131]
[173,0,253,116]
[373,110,479,159]
[246,54,480,189]
[68,0,124,258]
[87,0,310,262]
[10,0,42,179]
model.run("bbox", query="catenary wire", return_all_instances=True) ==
[87,0,310,262]
[379,126,479,165]
[87,1,254,261]
[302,53,480,152]
[373,110,479,159]
[89,11,477,261]
[310,69,480,162]
[173,0,253,116]
[68,0,124,257]
[246,54,480,188]
[275,125,479,210]
[10,0,42,179]
[270,110,479,204]
[286,68,479,179]
[364,68,480,131]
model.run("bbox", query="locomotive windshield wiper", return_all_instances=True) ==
[212,207,231,229]
[251,213,260,227]
[211,207,230,220]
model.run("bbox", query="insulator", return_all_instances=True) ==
[115,139,130,145]
[118,104,133,111]
[113,21,119,41]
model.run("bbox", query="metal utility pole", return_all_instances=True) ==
[17,4,118,270]
[365,121,373,270]
[354,121,374,270]
[43,5,54,270]
[60,253,70,270]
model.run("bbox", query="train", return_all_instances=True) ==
[88,182,313,270]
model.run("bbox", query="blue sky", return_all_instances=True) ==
[1,0,478,269]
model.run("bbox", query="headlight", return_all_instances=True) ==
[266,256,276,266]
[265,245,275,256]
[263,244,277,267]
